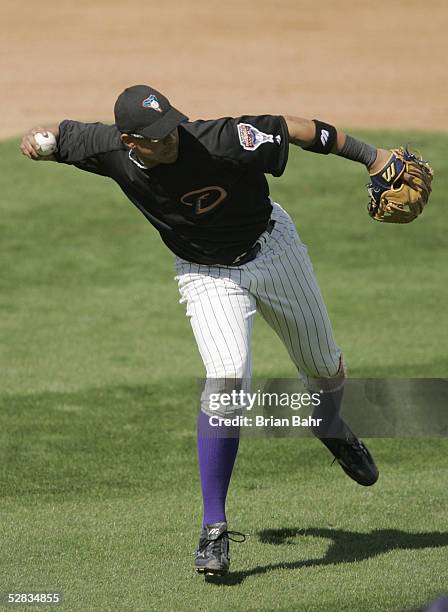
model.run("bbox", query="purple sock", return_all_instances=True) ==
[197,410,240,527]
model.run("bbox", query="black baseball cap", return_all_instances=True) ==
[114,85,188,139]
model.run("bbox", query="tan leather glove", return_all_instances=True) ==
[367,146,434,223]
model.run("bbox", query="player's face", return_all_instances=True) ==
[128,129,179,166]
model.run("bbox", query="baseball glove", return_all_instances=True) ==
[367,146,434,223]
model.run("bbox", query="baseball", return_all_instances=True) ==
[34,132,57,156]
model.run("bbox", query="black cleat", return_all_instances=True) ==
[321,428,379,486]
[194,522,246,576]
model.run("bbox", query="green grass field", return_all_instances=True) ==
[1,131,447,611]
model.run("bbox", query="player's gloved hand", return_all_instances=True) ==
[20,126,59,161]
[366,146,434,223]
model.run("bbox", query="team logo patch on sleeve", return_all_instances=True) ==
[237,123,276,151]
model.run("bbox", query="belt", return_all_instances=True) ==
[227,220,276,266]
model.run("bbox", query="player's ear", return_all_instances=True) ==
[120,134,135,149]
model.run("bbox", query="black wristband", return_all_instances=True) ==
[302,120,337,155]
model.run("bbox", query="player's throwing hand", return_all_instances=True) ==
[20,126,59,160]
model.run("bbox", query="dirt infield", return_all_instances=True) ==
[2,0,447,139]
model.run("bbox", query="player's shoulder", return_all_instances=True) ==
[180,116,233,136]
[92,122,125,151]
[181,115,286,150]
[183,114,285,133]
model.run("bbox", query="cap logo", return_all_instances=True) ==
[142,94,162,113]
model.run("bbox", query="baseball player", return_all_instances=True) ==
[20,84,432,577]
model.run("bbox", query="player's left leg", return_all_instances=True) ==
[244,202,378,486]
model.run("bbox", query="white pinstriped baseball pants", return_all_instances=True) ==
[174,202,343,397]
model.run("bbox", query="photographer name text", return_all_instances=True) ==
[209,415,323,427]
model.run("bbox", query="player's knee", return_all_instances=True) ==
[205,359,250,380]
[200,376,249,417]
[302,355,346,393]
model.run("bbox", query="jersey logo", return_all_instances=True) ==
[142,94,162,112]
[237,123,275,151]
[180,186,227,215]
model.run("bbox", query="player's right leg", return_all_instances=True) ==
[174,260,253,574]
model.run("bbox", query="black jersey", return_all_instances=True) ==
[56,115,289,265]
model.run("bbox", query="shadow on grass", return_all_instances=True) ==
[205,527,448,586]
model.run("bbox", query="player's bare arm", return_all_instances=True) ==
[284,115,390,172]
[20,126,60,161]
